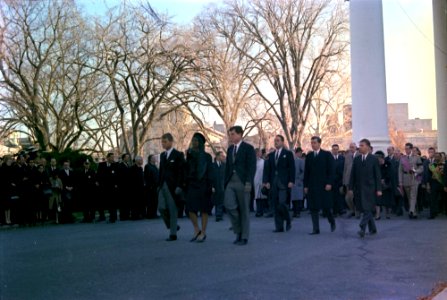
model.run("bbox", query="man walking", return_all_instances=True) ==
[224,126,256,246]
[332,144,345,216]
[342,142,358,217]
[212,151,226,222]
[349,139,382,238]
[399,143,423,219]
[144,155,159,219]
[158,133,185,241]
[263,135,295,232]
[304,136,336,235]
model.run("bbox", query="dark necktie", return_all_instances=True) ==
[275,151,280,164]
[233,145,237,163]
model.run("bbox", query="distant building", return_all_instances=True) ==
[338,103,437,153]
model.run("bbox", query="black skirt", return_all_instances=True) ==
[186,181,212,213]
[376,189,393,207]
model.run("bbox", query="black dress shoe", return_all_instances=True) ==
[357,230,365,238]
[331,222,336,232]
[196,234,207,243]
[216,217,223,222]
[273,229,284,233]
[309,230,320,235]
[255,213,263,217]
[177,225,181,231]
[166,235,177,241]
[236,239,248,246]
[369,230,377,235]
[286,223,292,231]
[233,234,242,244]
[190,231,201,242]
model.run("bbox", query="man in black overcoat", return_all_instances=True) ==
[96,153,119,223]
[144,154,159,219]
[76,159,97,223]
[303,136,336,235]
[331,144,345,216]
[263,135,295,232]
[158,133,186,241]
[211,151,226,222]
[129,156,145,220]
[117,153,132,221]
[349,139,382,238]
[59,160,75,223]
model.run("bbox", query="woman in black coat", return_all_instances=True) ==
[185,132,213,243]
[374,151,393,220]
[0,156,20,225]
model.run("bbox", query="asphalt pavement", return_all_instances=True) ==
[1,211,446,300]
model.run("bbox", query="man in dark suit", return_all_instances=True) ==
[263,135,295,232]
[349,139,382,238]
[158,133,186,241]
[304,136,336,235]
[386,146,403,215]
[59,160,75,223]
[128,156,145,220]
[117,153,132,221]
[96,153,119,223]
[76,159,97,223]
[331,144,345,216]
[144,154,159,219]
[224,126,256,245]
[212,151,226,222]
[422,147,436,206]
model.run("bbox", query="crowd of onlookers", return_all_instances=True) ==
[0,141,446,228]
[0,153,160,226]
[253,143,447,221]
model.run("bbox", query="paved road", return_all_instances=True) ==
[1,212,446,300]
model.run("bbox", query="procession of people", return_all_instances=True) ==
[1,126,446,244]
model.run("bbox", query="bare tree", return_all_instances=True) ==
[186,9,259,133]
[0,0,103,152]
[92,3,193,156]
[218,0,349,149]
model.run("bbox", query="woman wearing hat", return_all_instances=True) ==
[185,132,213,242]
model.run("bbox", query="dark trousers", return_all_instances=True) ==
[213,191,225,218]
[146,188,158,218]
[310,208,334,232]
[332,187,345,214]
[255,198,268,215]
[272,187,291,230]
[104,188,118,222]
[359,210,377,233]
[393,194,404,216]
[292,200,304,216]
[429,181,443,217]
[119,188,131,220]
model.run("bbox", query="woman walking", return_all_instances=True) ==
[186,133,213,243]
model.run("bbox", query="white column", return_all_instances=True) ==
[433,0,447,152]
[349,0,390,152]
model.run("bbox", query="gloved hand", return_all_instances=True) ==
[175,187,183,195]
